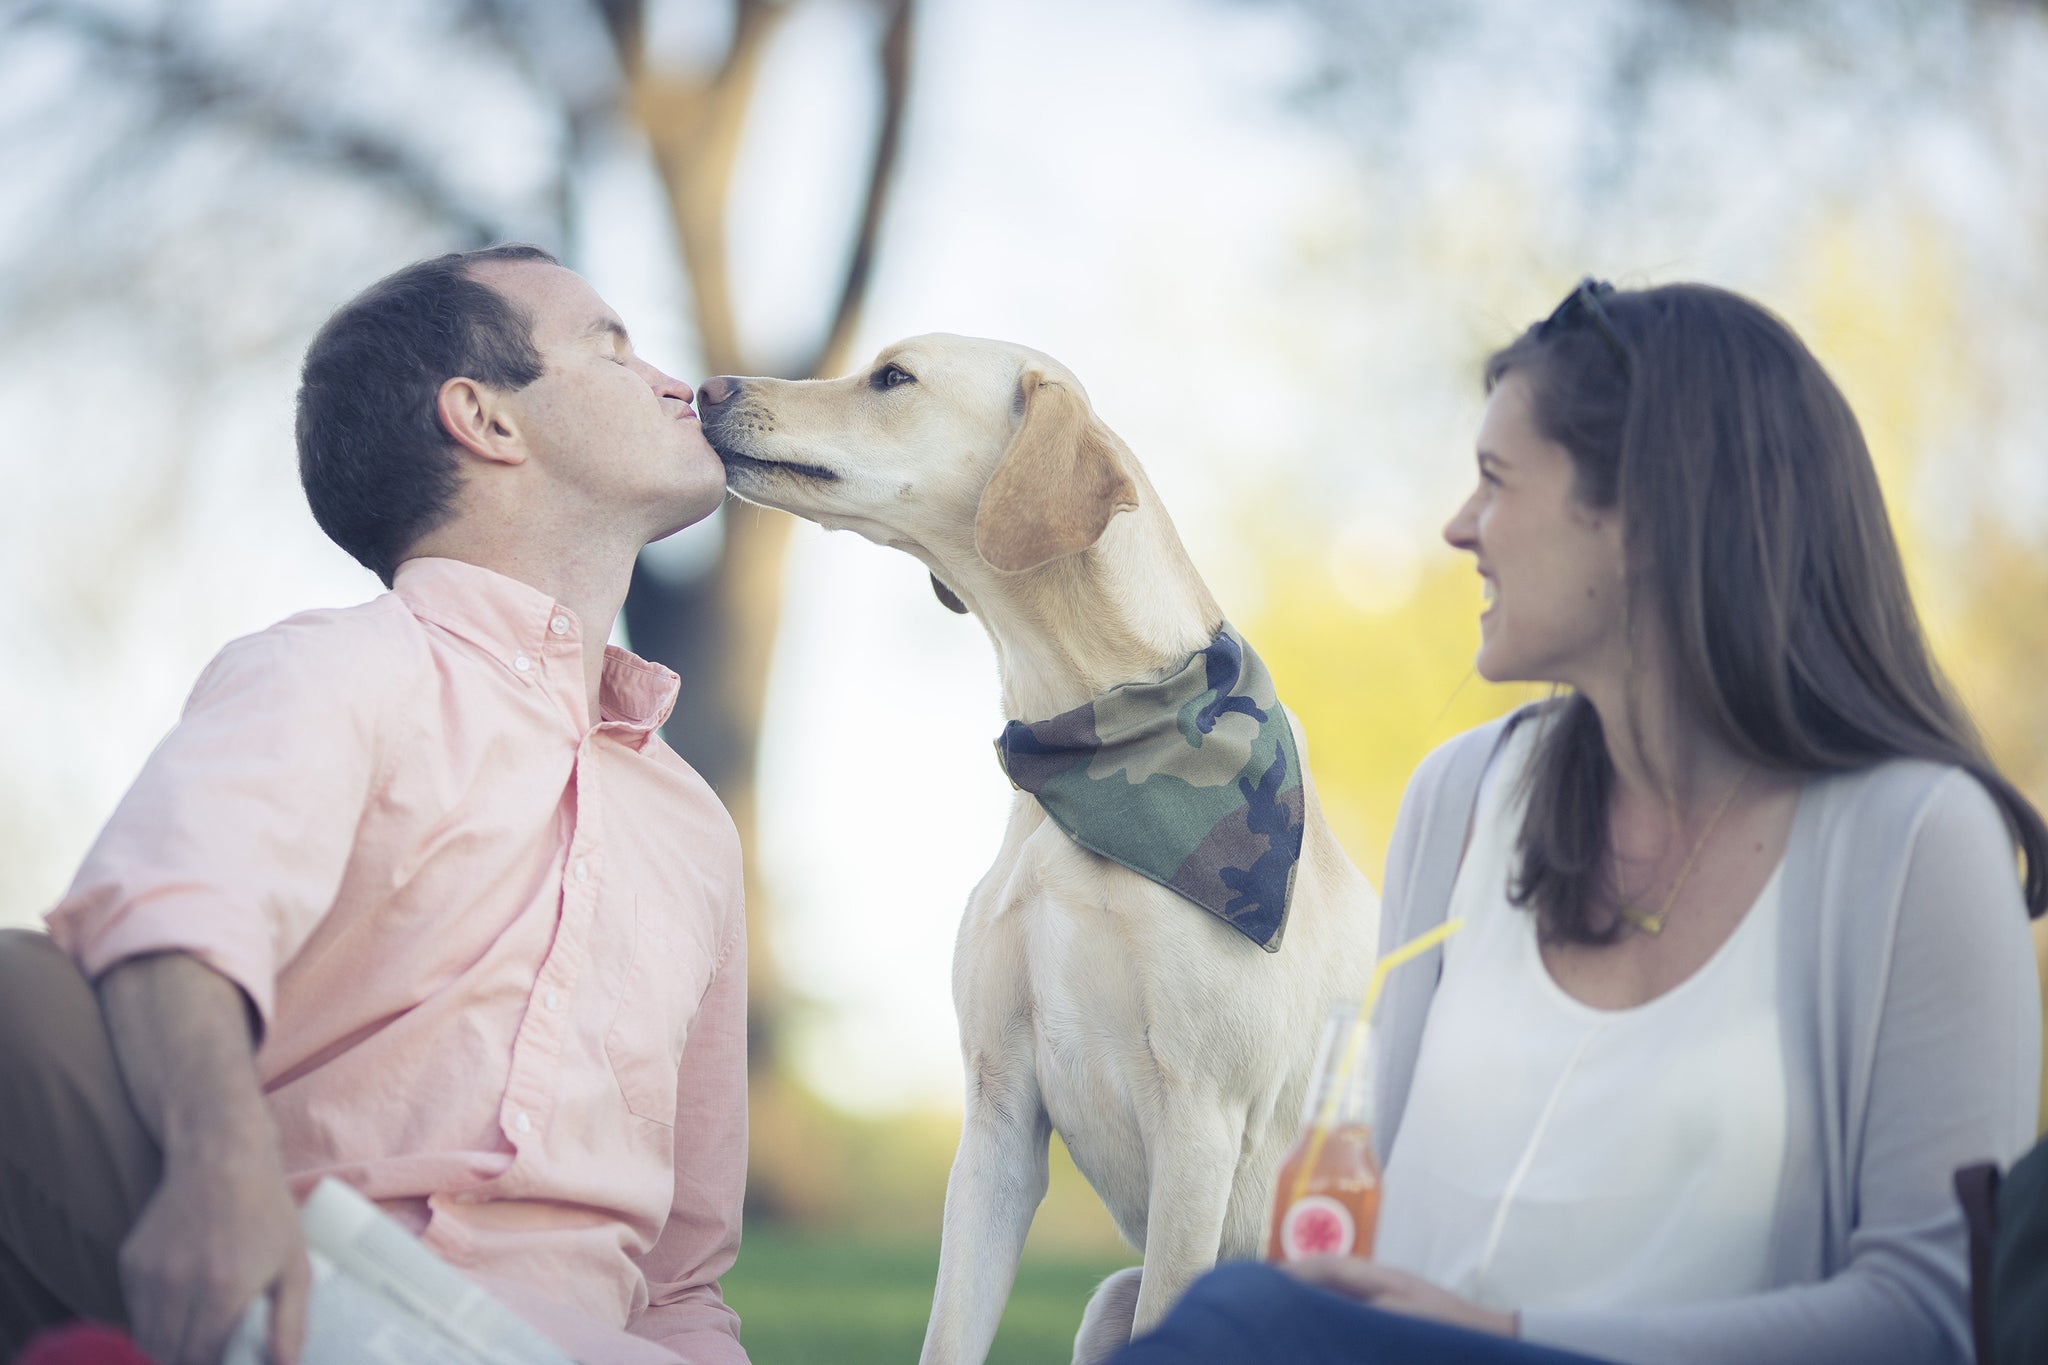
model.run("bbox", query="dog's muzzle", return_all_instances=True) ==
[696,380,841,485]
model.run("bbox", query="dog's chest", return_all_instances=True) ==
[958,824,1302,1233]
[1028,964,1156,1233]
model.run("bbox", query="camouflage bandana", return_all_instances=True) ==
[994,623,1304,952]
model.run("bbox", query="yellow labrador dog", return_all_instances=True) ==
[699,337,1377,1364]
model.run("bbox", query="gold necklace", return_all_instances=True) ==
[1612,764,1753,936]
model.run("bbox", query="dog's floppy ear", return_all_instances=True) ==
[930,573,969,614]
[973,370,1139,573]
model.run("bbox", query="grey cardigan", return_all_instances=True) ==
[1372,708,2041,1364]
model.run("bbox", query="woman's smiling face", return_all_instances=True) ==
[1442,371,1630,690]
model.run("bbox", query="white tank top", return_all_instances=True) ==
[1375,724,1788,1311]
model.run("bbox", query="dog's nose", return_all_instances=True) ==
[698,375,742,408]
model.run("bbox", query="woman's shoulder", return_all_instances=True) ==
[1405,699,1560,803]
[1799,757,2025,941]
[1382,702,1557,934]
[1803,756,2001,847]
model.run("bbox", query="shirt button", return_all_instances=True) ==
[514,1112,532,1134]
[545,989,561,1012]
[549,615,570,636]
[514,655,532,672]
[574,860,589,883]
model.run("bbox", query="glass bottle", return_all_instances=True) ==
[1266,1003,1381,1262]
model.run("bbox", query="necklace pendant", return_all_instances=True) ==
[1619,904,1665,936]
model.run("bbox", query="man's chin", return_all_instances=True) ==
[645,472,728,541]
[671,494,728,537]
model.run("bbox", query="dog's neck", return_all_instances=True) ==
[977,489,1222,721]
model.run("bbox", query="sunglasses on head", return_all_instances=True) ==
[1536,277,1631,376]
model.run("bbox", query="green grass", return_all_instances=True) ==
[723,1227,1135,1365]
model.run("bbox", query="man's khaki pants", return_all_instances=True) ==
[0,928,158,1355]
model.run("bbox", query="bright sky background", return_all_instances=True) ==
[6,0,2046,1118]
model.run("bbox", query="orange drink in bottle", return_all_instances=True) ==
[1267,1005,1381,1262]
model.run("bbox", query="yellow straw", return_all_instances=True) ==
[1287,917,1466,1209]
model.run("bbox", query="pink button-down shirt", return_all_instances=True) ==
[48,558,749,1365]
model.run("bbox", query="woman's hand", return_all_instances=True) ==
[1279,1258,1519,1338]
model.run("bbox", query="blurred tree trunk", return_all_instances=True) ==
[597,0,915,1221]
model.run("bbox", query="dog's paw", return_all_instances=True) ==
[1072,1265,1144,1365]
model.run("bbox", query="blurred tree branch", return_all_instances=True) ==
[17,2,507,245]
[603,0,913,379]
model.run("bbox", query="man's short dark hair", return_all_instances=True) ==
[295,243,559,586]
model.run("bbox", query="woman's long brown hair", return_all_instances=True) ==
[1489,282,2048,941]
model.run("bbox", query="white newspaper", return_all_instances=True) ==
[221,1178,576,1365]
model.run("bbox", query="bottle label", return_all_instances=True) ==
[1278,1194,1356,1259]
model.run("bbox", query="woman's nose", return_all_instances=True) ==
[1444,493,1479,551]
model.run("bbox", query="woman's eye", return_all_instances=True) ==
[876,364,915,389]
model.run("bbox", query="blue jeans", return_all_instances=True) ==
[1107,1264,1616,1365]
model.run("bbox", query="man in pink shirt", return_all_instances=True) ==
[0,245,751,1365]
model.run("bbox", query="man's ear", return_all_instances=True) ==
[435,376,527,467]
[973,371,1139,573]
[930,574,969,614]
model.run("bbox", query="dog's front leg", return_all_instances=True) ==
[919,1043,1052,1365]
[1128,1096,1241,1338]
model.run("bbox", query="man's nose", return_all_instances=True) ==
[698,376,742,408]
[638,360,694,407]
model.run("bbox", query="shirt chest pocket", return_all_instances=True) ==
[605,896,710,1126]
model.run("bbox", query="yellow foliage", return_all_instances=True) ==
[1248,545,1543,884]
[1946,524,2048,804]
[1790,212,2048,806]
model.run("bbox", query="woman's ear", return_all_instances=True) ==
[973,371,1138,573]
[436,376,527,467]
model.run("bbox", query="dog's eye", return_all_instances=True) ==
[874,364,916,391]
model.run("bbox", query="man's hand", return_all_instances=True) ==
[119,1140,310,1365]
[94,952,309,1365]
[1280,1258,1519,1338]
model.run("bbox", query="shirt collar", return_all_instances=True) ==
[393,558,679,736]
[598,645,681,736]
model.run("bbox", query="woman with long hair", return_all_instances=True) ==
[1109,281,2044,1365]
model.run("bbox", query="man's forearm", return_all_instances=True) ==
[93,951,312,1365]
[96,951,276,1162]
